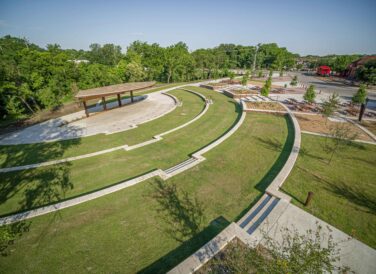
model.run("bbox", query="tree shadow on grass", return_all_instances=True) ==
[0,128,80,256]
[0,137,81,168]
[149,179,205,243]
[326,182,376,215]
[294,166,376,215]
[138,215,230,274]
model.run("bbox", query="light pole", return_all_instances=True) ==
[252,43,261,73]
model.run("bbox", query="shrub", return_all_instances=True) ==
[304,85,316,103]
[352,84,367,104]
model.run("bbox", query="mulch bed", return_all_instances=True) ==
[245,102,286,111]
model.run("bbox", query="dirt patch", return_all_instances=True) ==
[245,102,286,111]
[295,114,373,141]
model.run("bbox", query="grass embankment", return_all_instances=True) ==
[0,87,236,215]
[282,133,376,248]
[0,89,205,168]
[0,112,292,273]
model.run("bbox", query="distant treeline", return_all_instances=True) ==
[1,35,372,120]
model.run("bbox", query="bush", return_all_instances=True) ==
[290,75,298,86]
[304,85,316,103]
[352,84,367,104]
[261,77,272,96]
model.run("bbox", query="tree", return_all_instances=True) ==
[260,77,272,96]
[304,85,316,103]
[228,71,235,80]
[352,84,367,104]
[164,42,193,83]
[208,224,350,273]
[290,75,298,86]
[323,123,358,164]
[241,71,249,86]
[321,93,340,120]
[356,60,376,85]
[124,61,145,82]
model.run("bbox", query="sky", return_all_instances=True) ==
[0,0,375,56]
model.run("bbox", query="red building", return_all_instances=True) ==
[317,66,331,76]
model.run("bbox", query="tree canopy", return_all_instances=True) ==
[0,35,297,121]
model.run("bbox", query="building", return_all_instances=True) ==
[343,55,376,78]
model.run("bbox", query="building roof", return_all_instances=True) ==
[75,81,156,100]
[349,56,376,68]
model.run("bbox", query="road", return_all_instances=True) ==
[289,72,376,110]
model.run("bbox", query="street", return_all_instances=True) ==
[289,72,376,110]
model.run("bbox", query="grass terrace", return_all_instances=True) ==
[0,112,293,273]
[0,89,205,168]
[282,133,376,248]
[0,86,238,216]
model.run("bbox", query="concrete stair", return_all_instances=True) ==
[164,157,198,175]
[237,194,280,235]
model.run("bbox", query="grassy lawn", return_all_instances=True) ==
[0,89,205,168]
[0,87,238,216]
[282,133,376,248]
[0,113,293,273]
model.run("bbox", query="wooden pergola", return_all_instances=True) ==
[75,81,156,117]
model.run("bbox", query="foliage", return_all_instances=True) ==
[305,54,361,72]
[258,70,263,78]
[290,75,298,86]
[208,225,350,274]
[241,71,249,86]
[228,71,235,80]
[352,84,367,104]
[321,93,340,119]
[260,77,272,96]
[356,60,376,85]
[0,35,297,121]
[304,85,316,103]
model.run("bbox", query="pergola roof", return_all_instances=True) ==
[75,81,156,100]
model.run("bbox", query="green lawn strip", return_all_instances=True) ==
[282,133,376,248]
[0,113,291,273]
[0,89,205,168]
[0,87,237,215]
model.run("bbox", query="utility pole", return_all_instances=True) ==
[252,43,261,73]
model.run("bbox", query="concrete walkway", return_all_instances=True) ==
[0,93,175,145]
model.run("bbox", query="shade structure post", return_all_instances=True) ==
[83,100,89,117]
[117,94,122,107]
[102,97,107,110]
[131,91,134,103]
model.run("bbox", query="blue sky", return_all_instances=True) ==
[1,0,375,55]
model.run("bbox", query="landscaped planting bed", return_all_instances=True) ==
[295,114,373,141]
[282,133,376,248]
[0,113,293,273]
[245,102,286,111]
